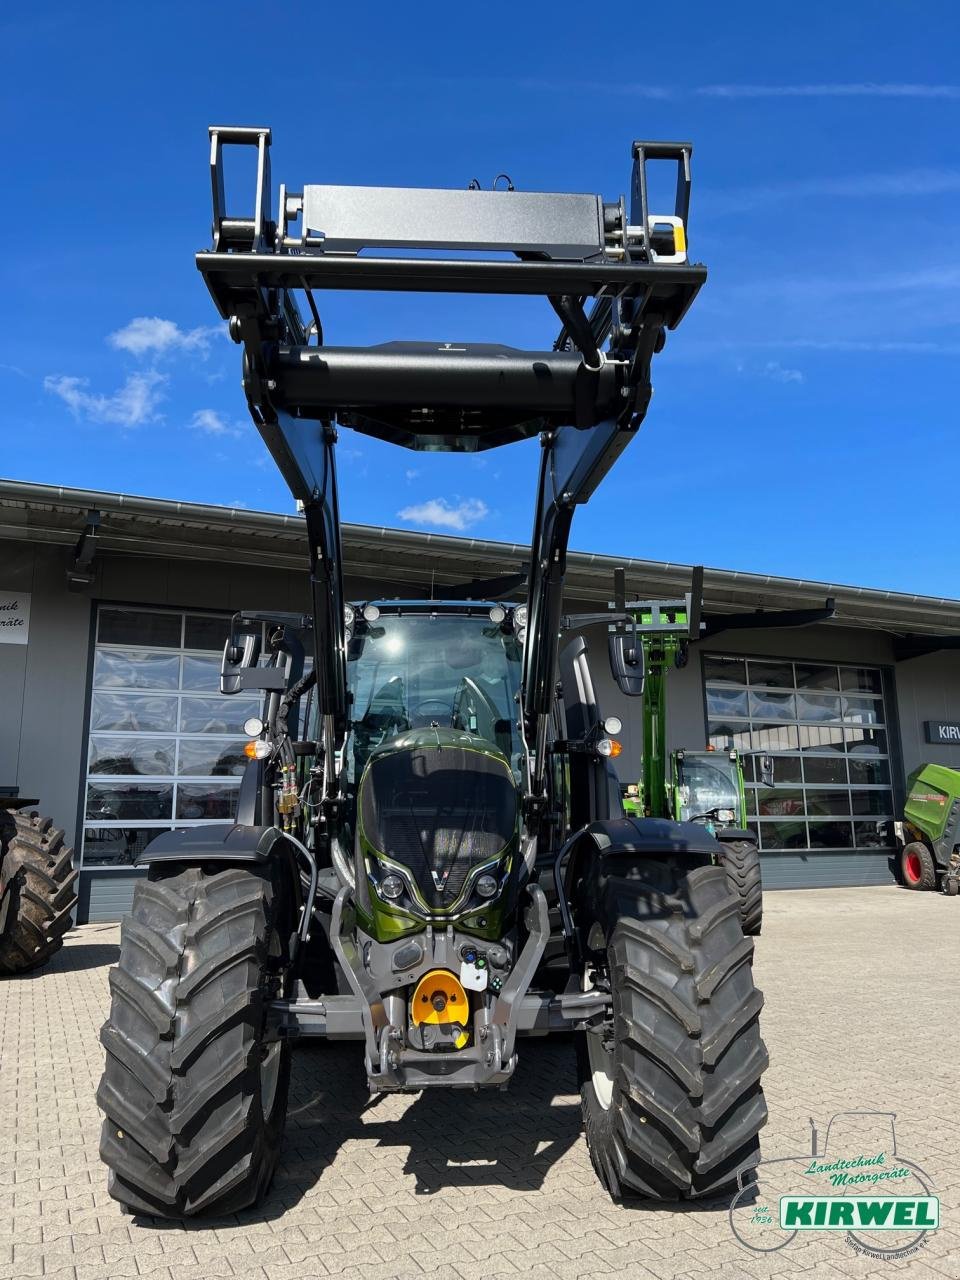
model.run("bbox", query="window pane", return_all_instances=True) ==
[745,787,758,814]
[808,821,853,848]
[93,650,180,690]
[803,756,848,785]
[798,724,846,752]
[177,739,248,777]
[88,736,176,776]
[758,820,807,850]
[795,664,839,691]
[805,788,851,816]
[755,787,805,817]
[842,695,884,725]
[849,757,891,786]
[846,726,887,755]
[703,656,746,685]
[708,721,752,752]
[795,692,842,722]
[86,782,173,822]
[706,686,749,717]
[181,655,223,692]
[855,820,892,849]
[841,667,882,693]
[749,690,797,720]
[184,615,232,652]
[82,825,170,867]
[750,723,799,751]
[765,755,803,783]
[98,609,181,648]
[179,695,262,734]
[747,661,793,688]
[851,789,894,816]
[90,692,178,733]
[175,783,240,821]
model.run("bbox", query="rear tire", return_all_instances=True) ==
[97,864,293,1217]
[900,842,936,891]
[720,838,763,936]
[576,860,768,1200]
[0,810,77,975]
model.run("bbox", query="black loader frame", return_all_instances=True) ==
[97,127,768,1217]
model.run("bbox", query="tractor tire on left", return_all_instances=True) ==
[0,809,78,975]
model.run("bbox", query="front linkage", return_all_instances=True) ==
[97,128,769,1217]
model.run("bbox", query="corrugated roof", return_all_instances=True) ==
[1,477,957,635]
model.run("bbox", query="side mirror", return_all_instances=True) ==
[220,623,285,694]
[608,630,645,697]
[759,753,775,787]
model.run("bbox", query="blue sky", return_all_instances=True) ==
[3,3,958,595]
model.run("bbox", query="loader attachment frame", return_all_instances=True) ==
[196,126,705,809]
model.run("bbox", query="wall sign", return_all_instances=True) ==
[0,591,30,645]
[924,720,960,745]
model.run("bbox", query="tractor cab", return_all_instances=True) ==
[674,748,745,832]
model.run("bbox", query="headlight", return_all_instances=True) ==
[362,603,380,622]
[516,625,527,646]
[379,874,404,901]
[475,874,498,899]
[243,716,264,736]
[603,716,623,735]
[513,604,528,629]
[717,808,736,823]
[344,604,355,627]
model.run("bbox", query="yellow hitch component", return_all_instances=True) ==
[411,968,470,1048]
[673,221,686,254]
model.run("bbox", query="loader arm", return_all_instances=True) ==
[196,127,705,807]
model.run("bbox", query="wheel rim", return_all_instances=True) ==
[905,850,922,883]
[261,1042,282,1117]
[583,967,614,1110]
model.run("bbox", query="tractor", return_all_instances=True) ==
[607,580,766,935]
[97,127,768,1216]
[0,789,77,974]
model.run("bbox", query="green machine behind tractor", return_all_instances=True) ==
[894,762,960,894]
[611,577,766,935]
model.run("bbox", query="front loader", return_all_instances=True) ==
[97,127,768,1216]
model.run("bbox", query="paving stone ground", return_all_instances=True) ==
[1,884,958,1280]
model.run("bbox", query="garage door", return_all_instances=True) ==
[703,654,896,888]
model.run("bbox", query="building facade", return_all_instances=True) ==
[3,479,959,922]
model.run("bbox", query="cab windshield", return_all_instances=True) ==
[678,755,740,822]
[344,610,523,783]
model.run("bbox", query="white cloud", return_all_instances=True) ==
[397,497,489,532]
[705,169,960,216]
[697,82,960,100]
[405,468,420,481]
[44,370,165,427]
[759,361,803,385]
[190,408,242,437]
[108,316,221,358]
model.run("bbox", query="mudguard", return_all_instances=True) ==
[136,823,285,865]
[712,828,756,845]
[563,815,722,933]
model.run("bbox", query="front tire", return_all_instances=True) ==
[900,842,936,891]
[577,861,768,1200]
[0,810,77,975]
[721,838,763,936]
[97,864,293,1217]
